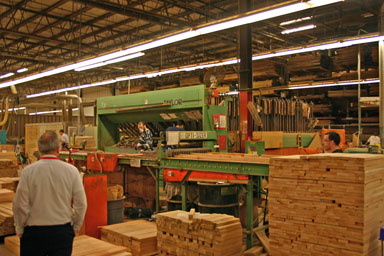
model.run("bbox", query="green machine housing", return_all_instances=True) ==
[97,84,230,152]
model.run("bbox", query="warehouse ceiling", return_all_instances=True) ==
[0,0,381,98]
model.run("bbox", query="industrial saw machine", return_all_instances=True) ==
[96,84,233,154]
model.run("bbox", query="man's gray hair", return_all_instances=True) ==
[38,131,60,154]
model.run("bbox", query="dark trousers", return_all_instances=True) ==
[20,223,75,256]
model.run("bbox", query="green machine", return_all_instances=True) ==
[97,84,230,152]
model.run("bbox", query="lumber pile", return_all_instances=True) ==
[156,210,242,256]
[171,152,270,164]
[100,220,157,256]
[73,136,96,150]
[0,159,18,177]
[0,177,19,191]
[269,153,384,256]
[0,189,15,236]
[5,235,132,256]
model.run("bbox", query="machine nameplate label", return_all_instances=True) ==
[130,159,141,168]
[180,131,208,140]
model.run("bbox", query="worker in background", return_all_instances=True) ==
[164,120,185,150]
[59,129,69,150]
[13,131,87,256]
[322,131,343,153]
[135,121,153,151]
[366,132,381,147]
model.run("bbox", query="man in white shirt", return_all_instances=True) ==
[59,129,70,149]
[13,131,87,256]
[366,133,381,146]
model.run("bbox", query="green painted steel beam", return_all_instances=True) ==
[59,153,87,161]
[160,159,269,176]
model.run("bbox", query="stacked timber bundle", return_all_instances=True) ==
[269,153,384,256]
[156,210,242,256]
[100,220,157,256]
[5,235,132,256]
[0,159,18,177]
[0,189,15,236]
[0,177,20,191]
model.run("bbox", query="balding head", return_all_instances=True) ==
[38,131,60,154]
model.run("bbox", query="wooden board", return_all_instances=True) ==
[5,235,132,256]
[156,210,242,256]
[252,132,283,149]
[269,153,384,256]
[171,152,270,165]
[100,220,157,256]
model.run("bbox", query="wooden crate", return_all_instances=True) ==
[156,210,242,256]
[5,235,132,256]
[25,123,63,157]
[100,220,157,256]
[269,153,384,256]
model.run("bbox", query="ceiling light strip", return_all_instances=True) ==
[0,0,343,89]
[281,24,316,34]
[27,33,383,99]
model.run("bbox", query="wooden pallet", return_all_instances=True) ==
[269,153,384,256]
[100,220,157,256]
[157,210,242,256]
[5,235,132,256]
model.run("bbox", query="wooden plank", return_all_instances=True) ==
[255,231,270,255]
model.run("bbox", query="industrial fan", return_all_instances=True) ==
[203,66,226,89]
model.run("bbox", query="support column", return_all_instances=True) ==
[380,2,384,145]
[239,0,253,153]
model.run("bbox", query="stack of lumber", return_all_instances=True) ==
[0,189,15,236]
[0,177,20,191]
[156,210,242,256]
[171,152,270,164]
[5,235,132,256]
[73,136,96,150]
[269,153,384,256]
[100,220,157,256]
[0,159,18,177]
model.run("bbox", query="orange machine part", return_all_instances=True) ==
[87,152,118,172]
[164,168,249,182]
[83,175,107,238]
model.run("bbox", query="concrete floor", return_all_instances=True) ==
[0,237,16,256]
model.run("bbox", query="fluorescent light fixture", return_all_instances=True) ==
[26,80,117,98]
[17,68,28,73]
[252,34,384,61]
[74,52,144,72]
[289,79,380,90]
[280,16,312,26]
[27,33,382,99]
[281,24,316,34]
[220,91,240,96]
[0,107,26,112]
[0,72,14,79]
[0,0,343,89]
[29,107,79,116]
[196,0,342,35]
